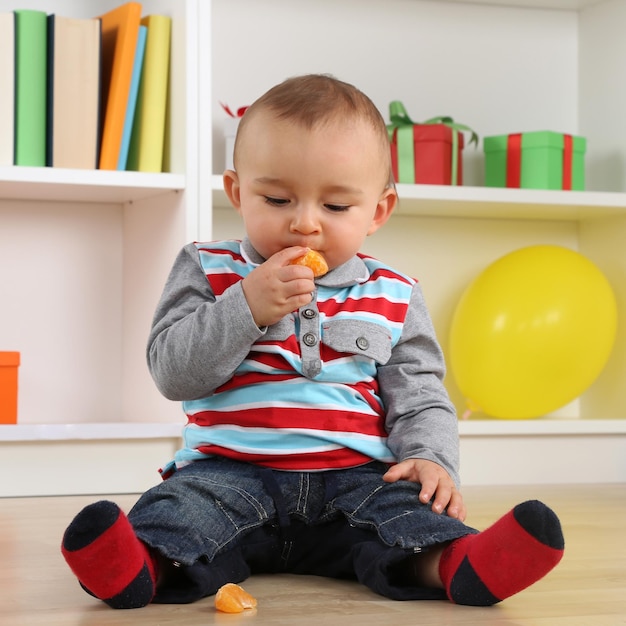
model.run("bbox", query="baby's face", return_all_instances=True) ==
[230,112,395,270]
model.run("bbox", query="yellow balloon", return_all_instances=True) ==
[449,245,618,419]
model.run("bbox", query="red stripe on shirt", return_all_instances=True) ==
[189,406,386,436]
[194,444,379,470]
[318,296,408,323]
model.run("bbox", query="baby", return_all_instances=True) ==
[61,74,564,609]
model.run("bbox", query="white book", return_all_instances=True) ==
[0,13,15,166]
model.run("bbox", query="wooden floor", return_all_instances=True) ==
[1,484,625,625]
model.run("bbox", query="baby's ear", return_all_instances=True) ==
[367,186,397,236]
[223,170,241,209]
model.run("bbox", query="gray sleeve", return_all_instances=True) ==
[146,243,265,401]
[378,283,461,486]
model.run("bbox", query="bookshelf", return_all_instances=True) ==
[0,0,200,495]
[1,0,625,496]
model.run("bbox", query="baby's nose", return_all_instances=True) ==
[290,206,321,234]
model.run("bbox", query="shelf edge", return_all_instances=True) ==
[0,423,182,442]
[2,419,625,442]
[0,167,186,204]
[211,176,626,220]
[458,418,626,436]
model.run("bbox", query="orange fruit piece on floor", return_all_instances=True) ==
[290,249,329,277]
[215,582,258,613]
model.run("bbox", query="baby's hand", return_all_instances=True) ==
[241,247,317,327]
[383,458,467,521]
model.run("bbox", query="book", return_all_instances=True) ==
[0,13,14,166]
[14,10,47,167]
[117,24,147,170]
[127,14,171,172]
[98,2,142,170]
[46,15,101,169]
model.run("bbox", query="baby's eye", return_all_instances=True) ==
[263,196,289,207]
[324,203,350,212]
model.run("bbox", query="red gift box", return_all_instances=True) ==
[390,123,465,185]
[387,102,478,186]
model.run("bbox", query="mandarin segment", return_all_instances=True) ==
[215,582,258,613]
[290,249,329,277]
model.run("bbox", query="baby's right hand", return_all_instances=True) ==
[241,247,317,327]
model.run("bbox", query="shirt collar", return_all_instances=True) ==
[240,237,370,288]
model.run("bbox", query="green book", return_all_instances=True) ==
[14,9,47,166]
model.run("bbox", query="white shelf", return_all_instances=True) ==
[1,418,624,443]
[211,174,626,221]
[1,419,623,494]
[0,0,624,493]
[0,166,186,204]
[0,422,182,442]
[458,418,626,436]
[447,0,605,10]
[393,185,626,220]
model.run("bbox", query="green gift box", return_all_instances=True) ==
[484,131,586,190]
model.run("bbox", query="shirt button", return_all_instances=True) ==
[302,308,317,319]
[303,332,318,347]
[356,336,369,350]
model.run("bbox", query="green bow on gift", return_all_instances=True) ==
[387,101,479,185]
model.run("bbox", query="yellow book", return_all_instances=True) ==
[127,14,171,172]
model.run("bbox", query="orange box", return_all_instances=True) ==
[0,351,20,424]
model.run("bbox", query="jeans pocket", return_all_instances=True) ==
[130,460,275,563]
[327,468,471,549]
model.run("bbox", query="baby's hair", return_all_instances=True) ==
[234,74,393,186]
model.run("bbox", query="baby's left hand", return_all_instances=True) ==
[382,458,467,522]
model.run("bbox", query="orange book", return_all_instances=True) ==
[97,2,142,170]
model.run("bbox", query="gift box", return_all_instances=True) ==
[387,101,478,186]
[0,351,20,424]
[484,131,586,190]
[223,117,239,171]
[221,102,249,171]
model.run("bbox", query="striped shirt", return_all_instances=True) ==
[149,239,460,484]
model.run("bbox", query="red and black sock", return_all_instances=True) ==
[439,500,565,606]
[61,500,157,609]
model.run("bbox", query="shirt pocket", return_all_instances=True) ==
[322,319,392,365]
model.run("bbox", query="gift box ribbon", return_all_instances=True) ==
[388,101,478,185]
[506,133,574,190]
[220,102,249,118]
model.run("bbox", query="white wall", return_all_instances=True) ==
[211,0,578,185]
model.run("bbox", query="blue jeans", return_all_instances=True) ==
[128,457,477,603]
